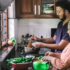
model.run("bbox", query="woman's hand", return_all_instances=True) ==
[45,51,55,57]
[32,42,42,48]
[42,56,54,62]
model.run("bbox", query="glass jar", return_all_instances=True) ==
[21,35,24,42]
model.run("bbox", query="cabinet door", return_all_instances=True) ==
[37,0,58,18]
[15,0,37,18]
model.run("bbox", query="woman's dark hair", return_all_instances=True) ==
[55,0,70,13]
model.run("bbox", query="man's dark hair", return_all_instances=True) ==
[55,0,70,13]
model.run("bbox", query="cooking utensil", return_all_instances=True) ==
[24,47,34,53]
[33,61,49,70]
[24,46,40,53]
[25,55,35,59]
[31,46,36,50]
[27,34,34,47]
[33,56,50,70]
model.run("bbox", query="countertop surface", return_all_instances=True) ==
[0,45,15,62]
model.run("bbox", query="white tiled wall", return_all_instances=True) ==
[17,19,60,43]
[17,19,60,53]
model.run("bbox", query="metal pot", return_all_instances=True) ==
[24,46,40,54]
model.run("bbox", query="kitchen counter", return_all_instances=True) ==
[0,44,15,62]
[0,44,15,70]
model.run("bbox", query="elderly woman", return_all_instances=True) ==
[42,21,70,70]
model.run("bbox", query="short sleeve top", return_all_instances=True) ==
[55,21,70,53]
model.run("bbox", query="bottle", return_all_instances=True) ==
[21,35,24,42]
[41,36,43,38]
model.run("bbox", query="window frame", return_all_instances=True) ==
[0,9,8,49]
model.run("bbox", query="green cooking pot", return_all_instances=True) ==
[33,60,50,70]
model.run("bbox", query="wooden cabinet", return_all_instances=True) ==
[15,0,37,18]
[15,0,58,18]
[37,0,58,18]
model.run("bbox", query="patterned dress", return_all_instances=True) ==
[49,43,70,70]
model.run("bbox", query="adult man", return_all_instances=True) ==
[31,0,70,53]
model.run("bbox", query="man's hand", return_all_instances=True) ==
[45,52,55,57]
[32,42,42,48]
[30,36,40,41]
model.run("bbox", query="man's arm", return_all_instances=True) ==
[38,35,56,43]
[32,39,69,49]
[40,40,69,49]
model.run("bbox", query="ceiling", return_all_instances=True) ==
[0,0,14,14]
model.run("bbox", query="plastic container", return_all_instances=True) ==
[33,61,50,70]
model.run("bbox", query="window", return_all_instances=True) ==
[0,9,8,48]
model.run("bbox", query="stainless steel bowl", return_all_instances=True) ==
[24,47,40,53]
